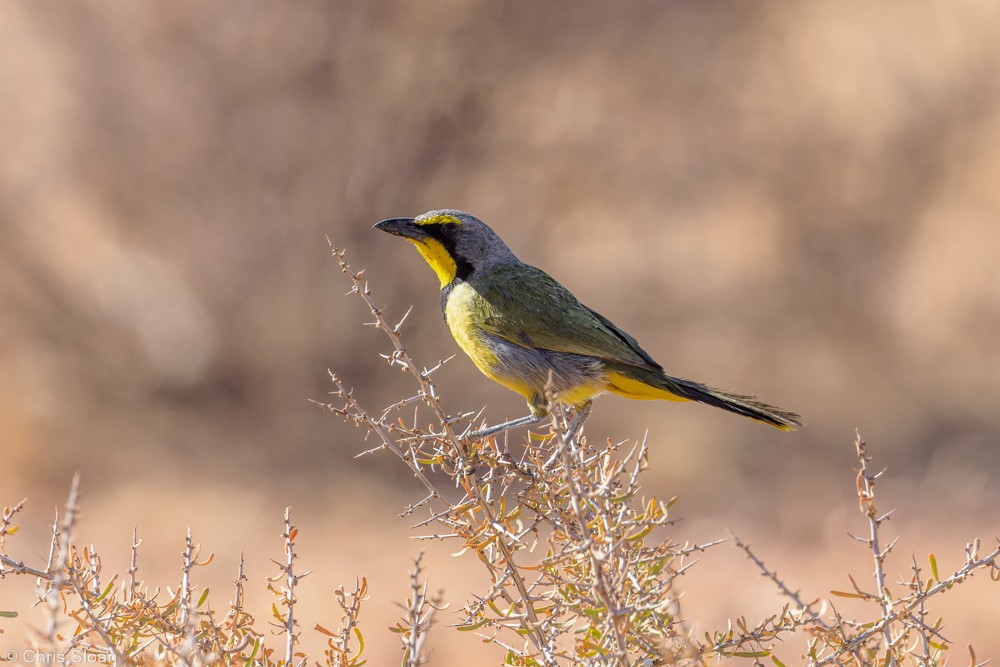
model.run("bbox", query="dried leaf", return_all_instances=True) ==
[314,623,337,637]
[831,590,865,599]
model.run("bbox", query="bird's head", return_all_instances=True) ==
[374,209,518,286]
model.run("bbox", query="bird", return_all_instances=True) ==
[374,209,800,434]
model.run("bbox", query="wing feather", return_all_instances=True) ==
[471,264,663,371]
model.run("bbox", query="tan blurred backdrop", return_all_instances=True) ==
[2,1,999,663]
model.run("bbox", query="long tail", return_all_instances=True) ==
[606,368,802,431]
[662,375,801,431]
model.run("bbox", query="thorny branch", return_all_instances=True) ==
[719,433,1000,667]
[321,577,369,667]
[730,532,830,629]
[393,552,445,667]
[855,431,895,659]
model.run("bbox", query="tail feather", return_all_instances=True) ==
[662,375,801,431]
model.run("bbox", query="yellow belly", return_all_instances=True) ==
[606,371,686,402]
[558,383,607,408]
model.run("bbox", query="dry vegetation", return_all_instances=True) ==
[2,250,997,666]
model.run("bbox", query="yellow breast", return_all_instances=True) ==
[444,282,496,369]
[443,282,535,399]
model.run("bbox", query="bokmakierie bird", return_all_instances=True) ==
[374,210,800,433]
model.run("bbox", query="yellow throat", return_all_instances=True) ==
[409,238,458,287]
[407,213,465,286]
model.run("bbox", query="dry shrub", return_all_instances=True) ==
[1,247,997,666]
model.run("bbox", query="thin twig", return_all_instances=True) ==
[282,507,303,666]
[730,532,830,628]
[128,526,141,603]
[397,552,445,667]
[855,431,895,659]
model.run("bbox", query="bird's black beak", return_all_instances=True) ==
[373,217,429,241]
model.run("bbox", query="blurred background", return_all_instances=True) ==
[2,0,999,663]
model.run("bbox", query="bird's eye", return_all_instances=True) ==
[441,223,458,236]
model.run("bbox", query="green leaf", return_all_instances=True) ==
[831,590,865,599]
[94,582,115,603]
[732,650,771,658]
[246,637,260,661]
[771,654,787,667]
[0,610,18,618]
[929,553,939,581]
[456,619,490,632]
[648,558,667,576]
[353,626,365,657]
[628,524,654,542]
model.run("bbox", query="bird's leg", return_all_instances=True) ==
[461,401,592,442]
[462,413,548,441]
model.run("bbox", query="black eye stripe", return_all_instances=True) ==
[420,223,472,280]
[422,222,458,240]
